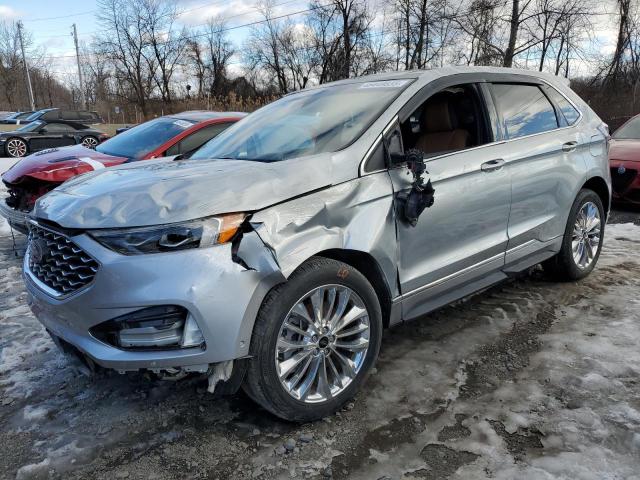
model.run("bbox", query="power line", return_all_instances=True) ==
[22,9,96,22]
[36,0,335,61]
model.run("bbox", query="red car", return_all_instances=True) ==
[0,111,245,233]
[610,114,640,205]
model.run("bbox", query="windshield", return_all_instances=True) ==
[17,120,44,132]
[192,79,412,162]
[613,116,640,139]
[96,117,197,159]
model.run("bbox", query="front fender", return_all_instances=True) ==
[249,174,399,297]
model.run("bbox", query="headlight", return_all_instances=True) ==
[89,213,246,255]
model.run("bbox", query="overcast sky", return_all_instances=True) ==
[0,0,622,82]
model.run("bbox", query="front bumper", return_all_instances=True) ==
[610,160,640,204]
[0,198,29,234]
[24,227,283,371]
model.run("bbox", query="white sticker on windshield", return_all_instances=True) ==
[359,80,409,89]
[173,120,192,129]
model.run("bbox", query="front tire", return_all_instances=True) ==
[81,136,99,149]
[243,257,382,422]
[5,137,28,158]
[543,188,605,281]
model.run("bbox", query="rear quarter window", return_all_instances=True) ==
[491,83,559,139]
[544,87,581,126]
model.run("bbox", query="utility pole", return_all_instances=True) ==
[71,23,86,109]
[16,21,35,111]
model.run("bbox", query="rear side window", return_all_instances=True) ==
[491,84,558,139]
[544,87,580,126]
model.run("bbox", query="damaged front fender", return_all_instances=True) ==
[248,173,400,298]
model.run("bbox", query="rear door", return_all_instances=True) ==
[486,82,587,269]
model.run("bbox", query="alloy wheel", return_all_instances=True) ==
[571,201,601,269]
[82,136,99,149]
[6,138,27,157]
[275,284,370,404]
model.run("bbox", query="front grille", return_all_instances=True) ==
[610,166,637,194]
[27,223,99,297]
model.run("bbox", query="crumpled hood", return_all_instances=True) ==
[609,139,640,163]
[34,154,335,229]
[2,144,127,184]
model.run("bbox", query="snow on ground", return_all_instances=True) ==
[0,173,639,479]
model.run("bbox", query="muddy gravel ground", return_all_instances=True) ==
[1,202,640,480]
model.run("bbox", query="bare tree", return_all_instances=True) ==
[0,21,24,110]
[602,0,640,84]
[138,0,187,105]
[95,0,157,114]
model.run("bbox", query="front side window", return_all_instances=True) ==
[43,123,74,133]
[96,117,197,159]
[397,83,491,158]
[192,80,413,162]
[492,84,558,139]
[613,116,640,139]
[17,121,44,132]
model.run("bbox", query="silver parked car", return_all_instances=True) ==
[24,67,611,421]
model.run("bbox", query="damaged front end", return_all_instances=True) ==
[1,178,60,234]
[23,213,286,396]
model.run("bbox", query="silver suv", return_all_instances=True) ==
[24,67,611,421]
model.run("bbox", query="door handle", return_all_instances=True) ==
[562,141,578,152]
[481,158,505,172]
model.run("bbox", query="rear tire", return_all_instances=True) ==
[543,188,605,281]
[243,257,382,422]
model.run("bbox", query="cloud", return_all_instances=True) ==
[0,5,21,21]
[178,0,259,26]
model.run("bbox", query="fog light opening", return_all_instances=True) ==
[91,306,205,351]
[181,314,205,348]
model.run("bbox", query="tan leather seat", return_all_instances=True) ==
[414,98,470,154]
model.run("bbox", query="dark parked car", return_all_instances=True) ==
[0,119,108,158]
[1,111,35,125]
[23,108,104,125]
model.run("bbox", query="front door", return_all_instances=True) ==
[387,82,512,320]
[31,123,76,150]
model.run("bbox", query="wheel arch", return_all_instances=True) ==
[313,248,393,328]
[582,176,610,218]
